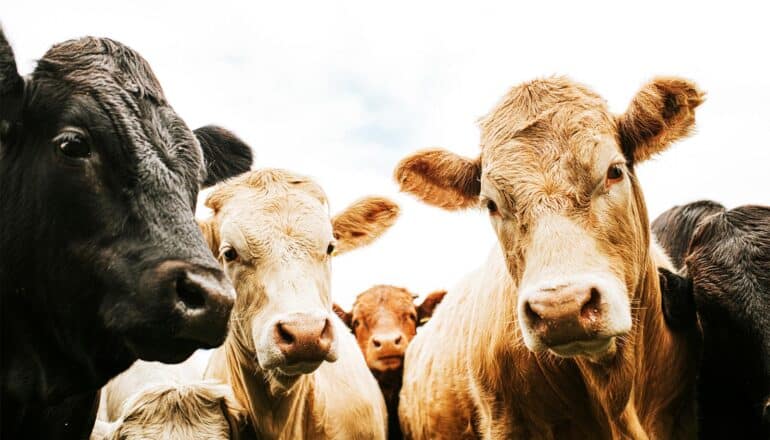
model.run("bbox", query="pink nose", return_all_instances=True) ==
[273,315,335,365]
[523,284,603,347]
[371,332,406,353]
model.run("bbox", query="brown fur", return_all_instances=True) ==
[335,286,447,440]
[395,76,703,439]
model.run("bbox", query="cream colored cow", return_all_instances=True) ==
[201,169,397,439]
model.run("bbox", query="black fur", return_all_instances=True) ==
[654,203,770,439]
[0,29,253,438]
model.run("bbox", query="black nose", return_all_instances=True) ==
[153,261,235,347]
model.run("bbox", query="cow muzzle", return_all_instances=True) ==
[258,312,337,375]
[129,260,235,362]
[518,276,631,357]
[368,331,407,371]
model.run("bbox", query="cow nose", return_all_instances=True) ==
[372,333,405,351]
[273,315,336,365]
[523,284,602,347]
[156,261,235,347]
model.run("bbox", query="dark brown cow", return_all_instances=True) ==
[335,285,446,440]
[654,203,770,439]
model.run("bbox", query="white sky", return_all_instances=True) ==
[4,1,769,308]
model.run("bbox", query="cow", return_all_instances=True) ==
[654,204,770,438]
[201,169,398,439]
[393,76,703,438]
[334,285,447,440]
[91,352,247,440]
[0,29,253,439]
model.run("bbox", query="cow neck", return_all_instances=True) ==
[1,283,131,406]
[372,368,403,440]
[225,334,320,440]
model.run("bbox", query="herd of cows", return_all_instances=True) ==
[0,27,768,440]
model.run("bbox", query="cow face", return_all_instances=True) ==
[395,77,703,358]
[0,31,253,365]
[200,169,399,387]
[94,382,246,440]
[334,286,446,372]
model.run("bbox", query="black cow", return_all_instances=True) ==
[0,29,253,438]
[653,203,770,439]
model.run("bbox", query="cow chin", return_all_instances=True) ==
[124,334,202,364]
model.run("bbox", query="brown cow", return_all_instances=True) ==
[394,76,703,438]
[334,286,447,440]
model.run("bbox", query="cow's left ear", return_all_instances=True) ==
[617,77,704,166]
[194,125,253,187]
[0,28,25,130]
[332,303,353,329]
[416,289,447,325]
[332,197,400,255]
[657,267,696,331]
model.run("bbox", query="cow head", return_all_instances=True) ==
[0,30,253,367]
[199,169,399,388]
[93,381,246,440]
[395,76,703,359]
[334,286,446,373]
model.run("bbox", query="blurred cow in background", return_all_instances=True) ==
[334,285,447,439]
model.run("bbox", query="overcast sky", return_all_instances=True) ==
[4,1,769,307]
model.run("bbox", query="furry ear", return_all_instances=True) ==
[89,419,116,440]
[416,289,447,325]
[395,148,481,210]
[332,303,352,329]
[194,126,253,188]
[0,27,25,126]
[617,77,704,165]
[657,267,695,331]
[332,197,400,255]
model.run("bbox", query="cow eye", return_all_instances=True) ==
[326,242,336,256]
[352,319,360,329]
[54,131,91,159]
[486,199,499,215]
[221,247,238,262]
[408,313,417,322]
[606,164,624,186]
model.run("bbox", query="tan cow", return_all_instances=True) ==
[92,351,246,439]
[200,169,398,439]
[394,76,703,439]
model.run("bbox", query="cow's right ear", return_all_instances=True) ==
[657,267,695,331]
[89,419,116,440]
[332,303,353,329]
[0,28,25,130]
[416,289,447,325]
[194,126,253,188]
[394,148,481,210]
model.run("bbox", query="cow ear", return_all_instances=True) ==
[394,148,481,210]
[332,196,399,255]
[657,267,696,331]
[194,125,253,188]
[89,419,116,440]
[0,28,25,129]
[617,77,704,166]
[332,303,352,329]
[416,289,447,325]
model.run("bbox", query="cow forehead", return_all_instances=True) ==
[353,286,416,318]
[36,37,165,104]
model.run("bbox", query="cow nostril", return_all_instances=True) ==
[524,301,541,323]
[394,335,402,345]
[580,288,602,320]
[276,322,295,345]
[176,274,206,310]
[372,338,381,348]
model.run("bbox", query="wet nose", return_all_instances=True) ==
[523,284,602,347]
[155,261,235,347]
[372,332,406,352]
[273,314,335,365]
